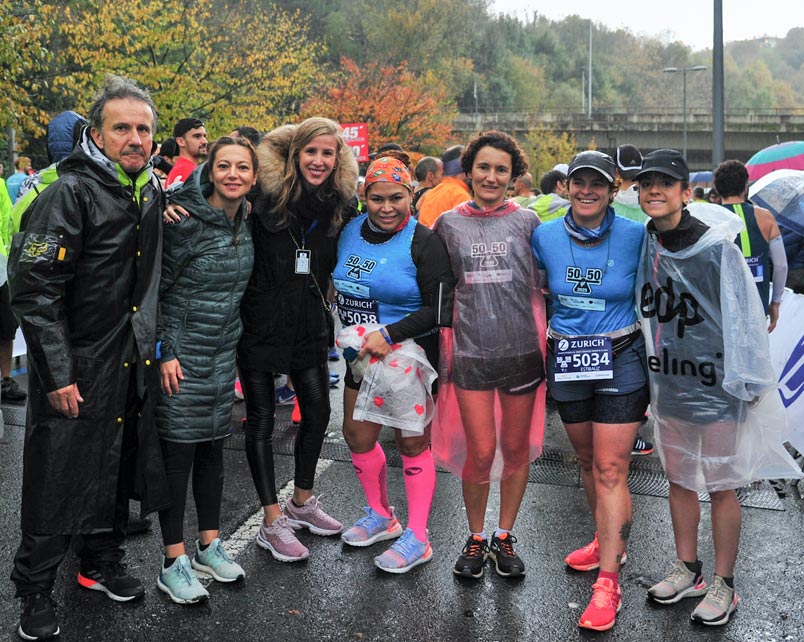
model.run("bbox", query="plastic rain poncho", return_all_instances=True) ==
[637,203,802,492]
[431,201,546,483]
[336,323,437,435]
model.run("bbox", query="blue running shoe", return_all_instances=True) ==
[374,528,433,574]
[328,347,340,361]
[329,371,340,388]
[341,506,403,548]
[157,555,209,605]
[192,538,244,583]
[275,385,296,405]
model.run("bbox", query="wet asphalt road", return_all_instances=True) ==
[1,358,803,642]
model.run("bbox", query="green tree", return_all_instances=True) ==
[43,0,323,136]
[0,1,53,138]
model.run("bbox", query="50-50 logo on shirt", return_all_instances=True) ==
[566,266,603,294]
[471,241,507,268]
[345,255,377,279]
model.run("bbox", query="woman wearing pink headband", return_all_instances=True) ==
[333,156,454,573]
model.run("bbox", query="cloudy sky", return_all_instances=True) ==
[490,1,803,51]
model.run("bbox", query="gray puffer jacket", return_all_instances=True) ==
[156,164,254,442]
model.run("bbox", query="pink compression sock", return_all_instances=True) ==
[401,449,436,542]
[350,443,391,518]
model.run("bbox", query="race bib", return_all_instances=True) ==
[553,335,613,381]
[337,292,379,326]
[745,256,764,283]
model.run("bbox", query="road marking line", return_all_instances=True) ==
[196,459,334,582]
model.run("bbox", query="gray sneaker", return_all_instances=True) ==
[648,559,708,604]
[157,555,209,605]
[256,515,310,562]
[284,495,343,536]
[192,538,244,583]
[691,576,739,626]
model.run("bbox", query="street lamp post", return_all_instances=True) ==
[663,65,707,159]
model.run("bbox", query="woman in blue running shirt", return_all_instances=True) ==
[334,155,453,574]
[531,151,648,632]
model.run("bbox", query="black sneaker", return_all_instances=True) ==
[489,533,525,577]
[453,534,488,579]
[127,515,152,536]
[77,561,145,602]
[631,436,654,456]
[2,377,27,403]
[18,592,59,641]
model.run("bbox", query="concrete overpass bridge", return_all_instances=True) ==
[452,110,804,172]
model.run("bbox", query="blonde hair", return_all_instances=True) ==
[256,117,358,229]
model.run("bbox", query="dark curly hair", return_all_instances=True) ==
[713,159,749,199]
[460,130,528,180]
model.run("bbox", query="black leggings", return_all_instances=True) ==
[240,363,330,506]
[158,439,225,547]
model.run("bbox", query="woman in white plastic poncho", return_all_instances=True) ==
[432,131,546,580]
[634,149,802,626]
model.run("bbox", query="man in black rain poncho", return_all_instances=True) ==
[8,75,169,641]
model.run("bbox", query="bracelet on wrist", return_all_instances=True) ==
[378,326,394,345]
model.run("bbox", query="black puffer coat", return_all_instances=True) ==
[157,164,253,442]
[8,133,169,534]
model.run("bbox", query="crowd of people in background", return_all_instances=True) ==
[1,73,802,641]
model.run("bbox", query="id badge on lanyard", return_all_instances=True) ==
[553,335,613,382]
[293,219,318,275]
[295,249,311,275]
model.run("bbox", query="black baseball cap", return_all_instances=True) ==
[173,117,205,138]
[567,150,616,183]
[634,149,689,181]
[616,144,642,179]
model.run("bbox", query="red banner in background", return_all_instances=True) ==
[341,123,369,162]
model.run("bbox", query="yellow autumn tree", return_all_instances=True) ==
[524,127,580,182]
[0,1,54,137]
[43,0,323,136]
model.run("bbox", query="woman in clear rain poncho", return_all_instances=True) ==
[635,149,802,627]
[432,131,546,580]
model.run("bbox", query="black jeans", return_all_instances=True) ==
[157,438,225,546]
[11,386,140,598]
[240,363,330,505]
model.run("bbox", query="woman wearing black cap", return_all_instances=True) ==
[634,149,801,626]
[530,150,649,631]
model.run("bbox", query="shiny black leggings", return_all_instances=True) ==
[240,363,330,506]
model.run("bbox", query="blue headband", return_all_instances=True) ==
[443,157,462,176]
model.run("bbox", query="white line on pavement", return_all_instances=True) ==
[195,459,334,582]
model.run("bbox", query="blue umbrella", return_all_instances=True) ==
[748,169,804,236]
[689,170,713,184]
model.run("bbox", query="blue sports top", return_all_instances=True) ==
[531,212,646,335]
[333,214,421,327]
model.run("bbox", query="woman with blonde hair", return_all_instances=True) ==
[238,118,359,561]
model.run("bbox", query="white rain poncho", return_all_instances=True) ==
[637,203,802,492]
[336,323,437,435]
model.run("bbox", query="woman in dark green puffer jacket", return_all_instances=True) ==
[155,137,256,604]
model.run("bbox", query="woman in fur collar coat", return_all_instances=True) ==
[238,118,358,562]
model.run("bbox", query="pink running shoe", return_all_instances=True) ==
[284,496,343,536]
[256,515,309,562]
[564,533,627,571]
